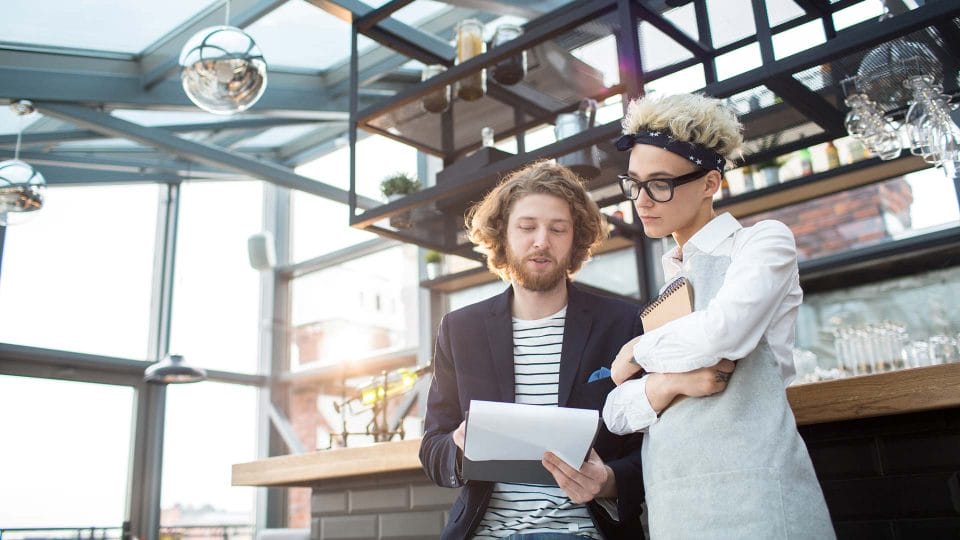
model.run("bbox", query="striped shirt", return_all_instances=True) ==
[472,307,599,539]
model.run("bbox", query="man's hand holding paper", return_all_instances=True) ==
[461,400,603,488]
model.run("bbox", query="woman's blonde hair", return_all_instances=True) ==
[465,161,606,281]
[622,93,744,161]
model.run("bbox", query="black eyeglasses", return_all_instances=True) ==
[618,169,710,203]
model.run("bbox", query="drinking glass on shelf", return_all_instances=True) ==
[455,19,486,101]
[792,348,819,384]
[928,335,959,365]
[903,340,931,368]
[490,23,526,86]
[420,64,450,114]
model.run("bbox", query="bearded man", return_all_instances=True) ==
[419,161,733,540]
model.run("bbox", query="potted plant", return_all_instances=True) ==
[380,172,421,202]
[425,250,443,280]
[380,172,420,228]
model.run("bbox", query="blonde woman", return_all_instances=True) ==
[602,93,835,539]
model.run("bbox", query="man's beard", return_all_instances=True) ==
[506,248,569,292]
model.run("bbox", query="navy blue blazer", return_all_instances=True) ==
[419,283,646,539]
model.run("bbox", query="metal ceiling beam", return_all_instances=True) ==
[0,149,210,175]
[309,0,456,65]
[275,124,351,165]
[634,1,712,60]
[764,76,844,134]
[322,9,499,104]
[792,0,830,17]
[30,165,183,185]
[0,117,326,148]
[356,0,417,31]
[139,0,287,89]
[0,49,372,118]
[34,102,379,209]
[277,237,400,278]
[433,0,567,19]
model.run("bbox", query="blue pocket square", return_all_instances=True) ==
[588,367,611,382]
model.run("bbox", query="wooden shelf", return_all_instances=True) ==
[717,154,930,218]
[233,363,960,488]
[788,362,960,426]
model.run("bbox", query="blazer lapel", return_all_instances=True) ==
[485,287,516,403]
[558,284,593,407]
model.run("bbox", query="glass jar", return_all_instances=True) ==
[455,19,486,101]
[420,64,451,114]
[490,23,526,86]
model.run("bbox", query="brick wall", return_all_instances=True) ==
[742,177,914,261]
[800,407,960,539]
[288,383,323,528]
[309,470,457,540]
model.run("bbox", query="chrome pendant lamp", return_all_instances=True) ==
[179,0,268,115]
[0,100,46,227]
[144,354,207,384]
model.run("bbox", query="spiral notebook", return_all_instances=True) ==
[640,277,694,332]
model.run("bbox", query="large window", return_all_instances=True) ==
[796,265,960,378]
[0,184,158,359]
[741,168,960,262]
[168,181,265,374]
[161,381,258,527]
[0,375,134,528]
[575,248,641,299]
[292,135,418,263]
[289,246,418,369]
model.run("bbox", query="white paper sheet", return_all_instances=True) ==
[463,400,599,469]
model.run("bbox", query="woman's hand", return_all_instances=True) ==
[673,359,736,397]
[644,359,737,414]
[612,335,644,384]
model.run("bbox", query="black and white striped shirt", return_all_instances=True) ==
[472,307,599,539]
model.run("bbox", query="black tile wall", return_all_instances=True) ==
[800,406,960,539]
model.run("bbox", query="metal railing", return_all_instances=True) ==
[0,527,122,540]
[0,525,254,540]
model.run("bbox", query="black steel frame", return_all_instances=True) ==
[346,0,960,301]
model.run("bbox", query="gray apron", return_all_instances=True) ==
[642,245,835,539]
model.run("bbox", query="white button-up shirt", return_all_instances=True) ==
[603,212,801,434]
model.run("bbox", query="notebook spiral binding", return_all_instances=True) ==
[640,277,689,318]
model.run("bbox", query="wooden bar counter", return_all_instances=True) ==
[234,363,960,539]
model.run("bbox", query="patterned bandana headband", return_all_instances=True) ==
[615,129,727,174]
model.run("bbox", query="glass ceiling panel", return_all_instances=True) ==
[385,0,452,26]
[0,0,220,54]
[245,0,377,71]
[639,3,698,72]
[766,0,805,27]
[0,106,41,135]
[706,0,756,48]
[111,109,229,127]
[235,124,320,148]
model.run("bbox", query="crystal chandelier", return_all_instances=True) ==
[179,0,268,115]
[0,100,46,227]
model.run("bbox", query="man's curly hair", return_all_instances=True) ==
[465,160,607,281]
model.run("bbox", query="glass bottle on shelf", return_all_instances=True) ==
[825,141,841,169]
[455,19,486,101]
[742,165,755,191]
[481,127,494,148]
[798,147,813,176]
[420,64,451,114]
[490,23,526,86]
[720,176,731,198]
[846,138,869,163]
